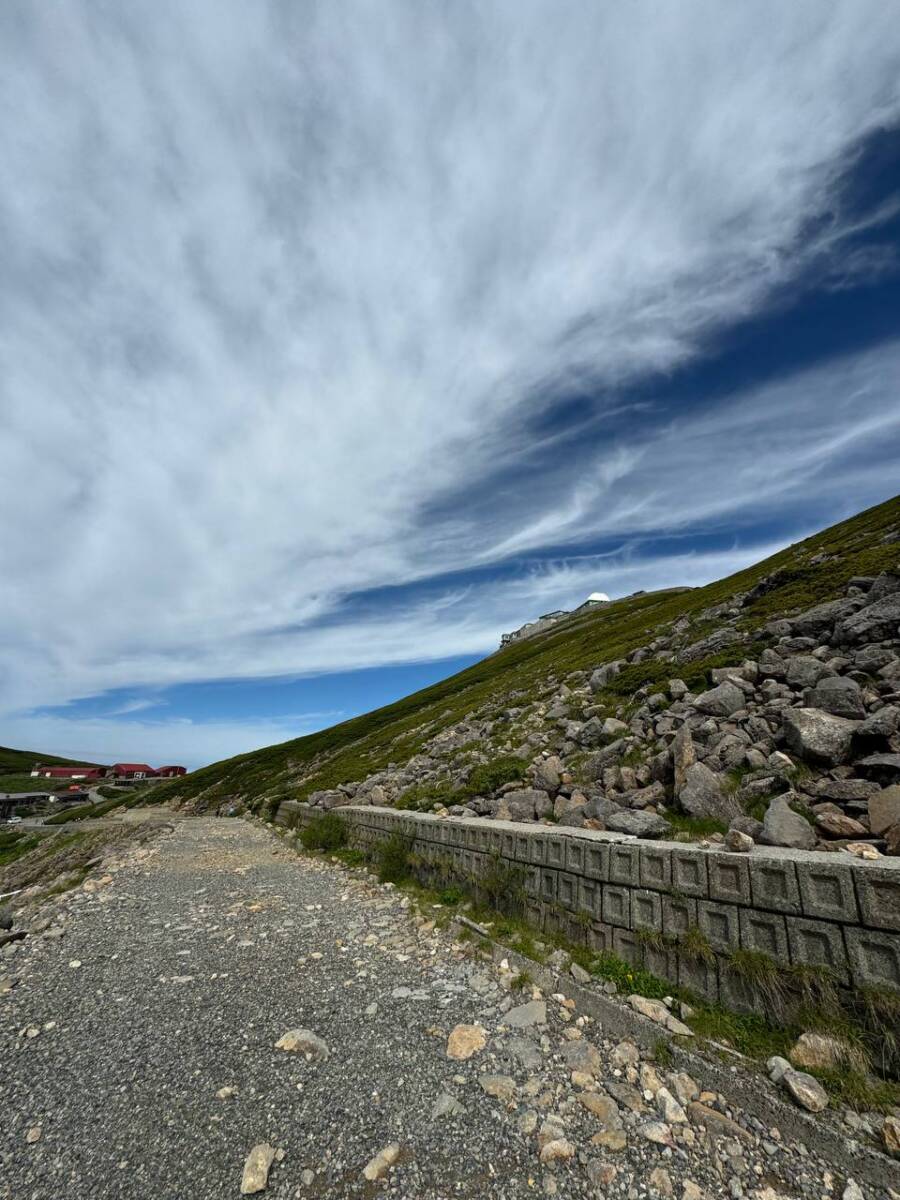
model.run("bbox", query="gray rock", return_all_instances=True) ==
[724,829,753,852]
[835,593,900,643]
[504,999,546,1028]
[785,656,830,689]
[679,762,739,820]
[782,1068,828,1112]
[760,795,816,850]
[787,597,860,638]
[869,785,900,837]
[693,681,746,718]
[805,676,865,720]
[672,725,696,797]
[856,705,900,741]
[498,789,552,822]
[729,814,764,841]
[430,1092,465,1119]
[589,661,624,693]
[782,707,858,765]
[532,756,562,793]
[605,809,669,838]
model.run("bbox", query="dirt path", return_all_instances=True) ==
[0,818,887,1199]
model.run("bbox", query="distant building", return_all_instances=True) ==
[499,591,611,649]
[155,765,187,778]
[110,763,156,780]
[31,764,106,780]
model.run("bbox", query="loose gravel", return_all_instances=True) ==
[0,817,895,1199]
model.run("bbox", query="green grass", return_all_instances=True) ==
[0,830,43,867]
[299,811,348,852]
[664,814,728,840]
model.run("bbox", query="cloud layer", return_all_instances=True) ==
[2,2,900,759]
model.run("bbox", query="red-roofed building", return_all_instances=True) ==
[31,764,106,780]
[110,763,157,780]
[156,766,187,778]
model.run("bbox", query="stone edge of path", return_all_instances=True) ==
[469,929,899,1194]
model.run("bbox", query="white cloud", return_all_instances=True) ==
[1,2,899,739]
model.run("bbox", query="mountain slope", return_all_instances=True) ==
[0,746,102,775]
[157,494,900,816]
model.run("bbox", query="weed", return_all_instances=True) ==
[377,832,414,884]
[653,1038,674,1069]
[726,950,794,1022]
[510,970,532,991]
[299,812,348,852]
[680,926,715,965]
[664,814,728,840]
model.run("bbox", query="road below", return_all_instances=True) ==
[0,817,888,1199]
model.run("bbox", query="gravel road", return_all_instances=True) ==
[0,817,893,1199]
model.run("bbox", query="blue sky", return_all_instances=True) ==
[1,2,899,769]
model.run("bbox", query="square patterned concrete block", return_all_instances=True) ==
[582,842,610,882]
[608,843,641,885]
[697,900,740,954]
[525,899,543,929]
[708,854,752,906]
[513,830,542,865]
[786,917,849,983]
[639,846,673,892]
[642,943,677,986]
[558,871,581,912]
[662,894,698,938]
[544,835,568,870]
[845,927,900,991]
[796,859,859,923]
[487,829,505,856]
[565,837,588,876]
[718,964,757,1015]
[578,876,603,922]
[677,954,719,1004]
[671,848,709,898]
[632,888,663,932]
[602,885,632,929]
[499,828,518,860]
[524,865,542,899]
[539,868,558,905]
[612,926,641,966]
[587,921,614,954]
[749,857,802,915]
[854,865,900,932]
[739,908,788,960]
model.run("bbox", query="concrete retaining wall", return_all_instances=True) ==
[277,801,900,1004]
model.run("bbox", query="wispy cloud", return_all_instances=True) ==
[1,2,899,745]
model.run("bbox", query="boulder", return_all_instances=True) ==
[868,785,900,837]
[787,597,860,639]
[605,810,669,838]
[804,676,865,720]
[590,661,624,693]
[532,756,562,793]
[602,717,630,739]
[672,725,695,797]
[835,593,900,643]
[782,708,858,765]
[500,789,552,821]
[577,717,606,747]
[815,811,867,839]
[856,706,900,742]
[679,762,740,821]
[856,753,900,783]
[693,681,746,718]
[729,814,764,841]
[789,1032,856,1073]
[785,656,830,689]
[760,795,816,850]
[781,1069,828,1112]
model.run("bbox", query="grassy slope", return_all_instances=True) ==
[0,746,102,774]
[157,494,900,811]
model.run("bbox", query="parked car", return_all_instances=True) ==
[6,815,23,824]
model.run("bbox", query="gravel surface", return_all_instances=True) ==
[0,817,894,1199]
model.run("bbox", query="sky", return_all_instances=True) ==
[2,2,900,770]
